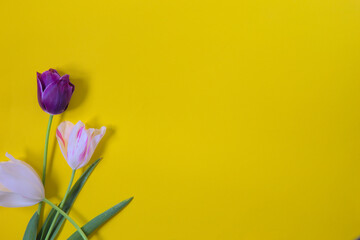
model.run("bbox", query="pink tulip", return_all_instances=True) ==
[0,153,45,207]
[56,121,106,169]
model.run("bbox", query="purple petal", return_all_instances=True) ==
[59,74,69,82]
[40,69,61,88]
[37,76,46,111]
[59,74,75,98]
[37,72,42,87]
[41,79,74,114]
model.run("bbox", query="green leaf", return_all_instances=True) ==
[37,206,57,240]
[67,197,133,240]
[37,158,102,240]
[23,211,39,240]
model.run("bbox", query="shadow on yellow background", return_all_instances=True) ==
[1,0,360,239]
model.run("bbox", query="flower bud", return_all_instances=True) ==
[37,69,75,115]
[56,121,106,169]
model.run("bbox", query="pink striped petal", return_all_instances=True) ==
[67,121,90,169]
[79,126,106,169]
[56,121,75,161]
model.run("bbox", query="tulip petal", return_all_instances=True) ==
[80,126,106,169]
[59,74,75,112]
[0,153,44,201]
[67,121,89,169]
[37,72,44,91]
[56,121,75,161]
[41,78,74,115]
[37,75,46,111]
[59,74,69,82]
[40,69,60,87]
[4,153,43,186]
[37,69,74,115]
[0,191,40,207]
[0,182,10,192]
[57,121,106,170]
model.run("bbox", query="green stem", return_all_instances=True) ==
[37,114,53,217]
[43,198,88,240]
[61,170,76,207]
[42,114,54,185]
[44,170,76,240]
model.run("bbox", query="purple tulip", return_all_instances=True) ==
[37,69,75,115]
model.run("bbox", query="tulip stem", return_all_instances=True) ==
[37,114,53,217]
[43,198,88,240]
[44,169,76,240]
[42,114,54,185]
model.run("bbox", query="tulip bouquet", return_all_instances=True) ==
[1,69,132,240]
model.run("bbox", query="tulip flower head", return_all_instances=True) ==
[0,153,45,207]
[56,121,106,170]
[37,69,75,115]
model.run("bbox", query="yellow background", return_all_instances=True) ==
[0,0,360,239]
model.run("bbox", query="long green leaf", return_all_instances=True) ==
[37,158,102,240]
[67,197,133,240]
[23,211,39,240]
